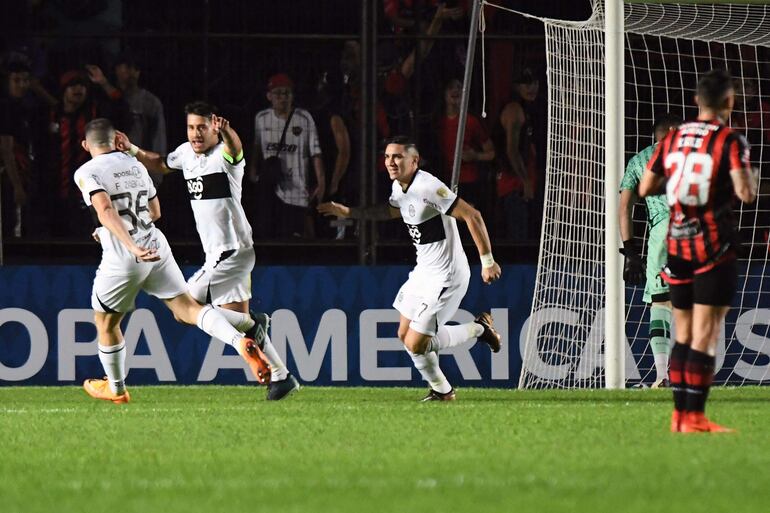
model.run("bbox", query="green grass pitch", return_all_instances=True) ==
[1,386,769,513]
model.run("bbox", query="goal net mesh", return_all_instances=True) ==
[481,1,770,388]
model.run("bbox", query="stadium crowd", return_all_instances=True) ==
[0,0,548,248]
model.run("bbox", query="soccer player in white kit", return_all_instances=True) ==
[319,136,502,400]
[116,102,298,400]
[75,119,270,403]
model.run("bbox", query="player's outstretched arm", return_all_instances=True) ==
[115,130,172,175]
[212,114,243,163]
[450,198,501,284]
[317,201,400,220]
[91,191,159,262]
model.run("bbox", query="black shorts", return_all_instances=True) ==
[662,255,738,309]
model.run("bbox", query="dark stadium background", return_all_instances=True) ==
[0,0,590,266]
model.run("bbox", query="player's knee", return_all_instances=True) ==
[404,337,429,355]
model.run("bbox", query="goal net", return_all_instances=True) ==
[481,0,770,388]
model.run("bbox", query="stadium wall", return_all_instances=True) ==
[0,265,534,387]
[1,265,769,386]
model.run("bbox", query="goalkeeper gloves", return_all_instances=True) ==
[620,239,645,285]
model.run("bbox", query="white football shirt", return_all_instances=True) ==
[74,151,160,260]
[166,141,253,256]
[254,107,322,207]
[389,170,469,286]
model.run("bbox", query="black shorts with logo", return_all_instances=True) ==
[661,254,738,309]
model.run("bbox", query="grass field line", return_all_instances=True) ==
[54,473,530,492]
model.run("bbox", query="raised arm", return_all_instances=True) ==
[212,114,243,162]
[115,130,172,174]
[449,198,501,284]
[91,191,159,262]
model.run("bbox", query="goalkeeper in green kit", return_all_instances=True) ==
[619,113,682,388]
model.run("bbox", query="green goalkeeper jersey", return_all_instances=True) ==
[620,144,669,225]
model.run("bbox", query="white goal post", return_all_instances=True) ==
[477,0,770,389]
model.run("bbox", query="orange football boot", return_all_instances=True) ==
[670,410,683,433]
[83,377,131,404]
[236,338,272,384]
[679,412,735,433]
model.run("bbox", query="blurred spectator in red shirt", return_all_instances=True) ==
[436,78,494,210]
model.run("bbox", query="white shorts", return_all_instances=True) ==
[392,268,470,336]
[91,230,188,313]
[188,247,255,305]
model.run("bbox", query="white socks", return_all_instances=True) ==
[261,334,288,381]
[408,350,452,394]
[213,306,256,333]
[427,322,484,353]
[98,340,127,394]
[196,305,243,347]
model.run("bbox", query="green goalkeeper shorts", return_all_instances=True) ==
[644,218,669,304]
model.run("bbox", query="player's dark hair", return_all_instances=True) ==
[84,118,115,147]
[696,69,734,109]
[384,135,418,154]
[653,113,683,135]
[184,101,217,119]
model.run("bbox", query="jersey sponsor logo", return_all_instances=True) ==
[186,173,232,201]
[266,142,297,153]
[405,214,446,245]
[670,218,701,239]
[112,167,142,179]
[423,198,440,211]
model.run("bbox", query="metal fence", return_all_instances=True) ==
[0,0,547,265]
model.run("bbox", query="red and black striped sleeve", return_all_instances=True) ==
[646,131,673,176]
[728,132,752,173]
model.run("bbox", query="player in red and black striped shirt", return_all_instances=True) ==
[639,69,757,433]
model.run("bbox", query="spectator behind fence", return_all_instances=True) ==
[249,73,324,239]
[436,78,495,214]
[47,66,129,237]
[113,52,167,182]
[0,59,49,238]
[311,69,351,239]
[492,67,540,241]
